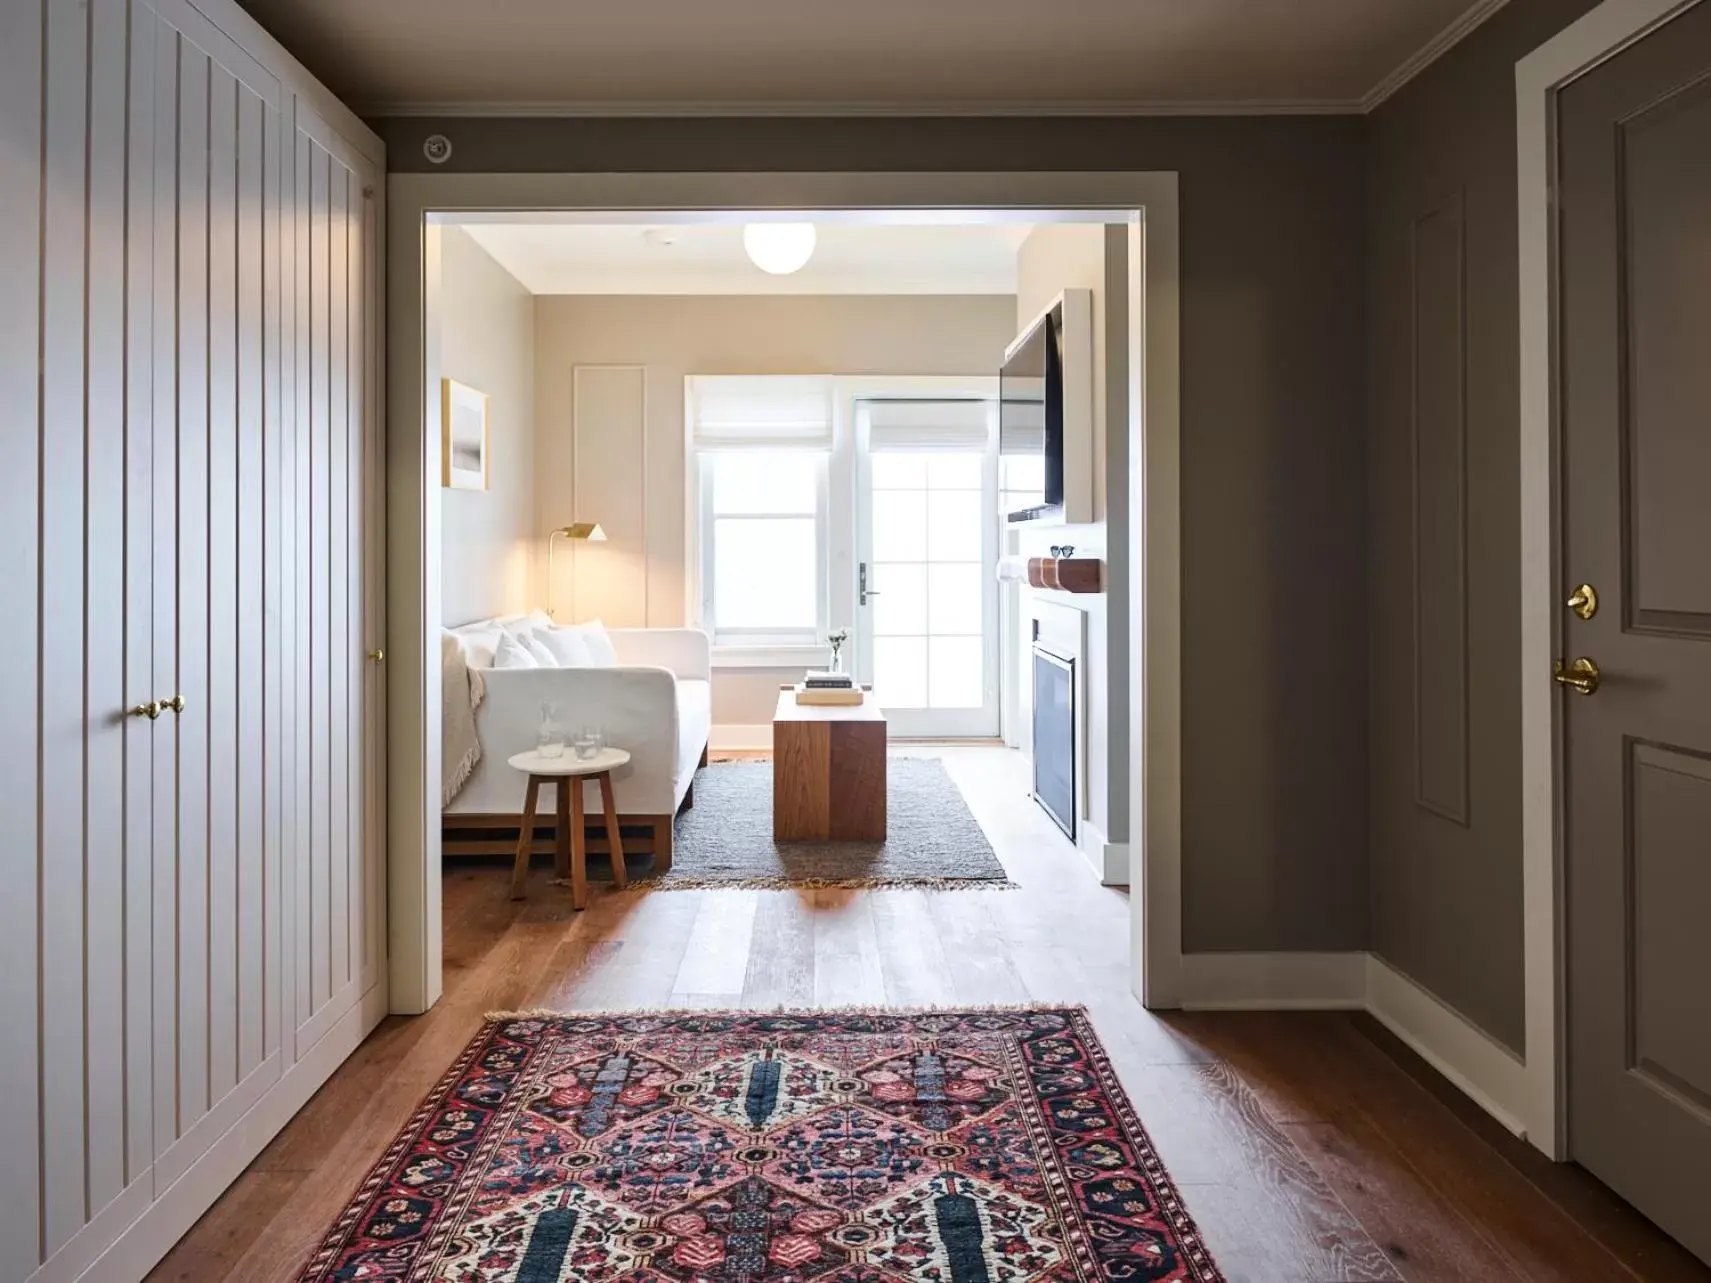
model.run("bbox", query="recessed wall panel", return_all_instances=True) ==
[1410,194,1469,825]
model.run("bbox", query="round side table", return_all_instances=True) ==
[507,746,631,907]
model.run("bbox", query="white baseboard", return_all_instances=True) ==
[1076,821,1129,886]
[1173,949,1531,1139]
[1178,951,1368,1010]
[1364,953,1530,1139]
[710,723,772,751]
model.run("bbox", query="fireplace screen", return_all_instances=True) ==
[1032,646,1075,839]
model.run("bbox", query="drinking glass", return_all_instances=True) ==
[572,725,603,761]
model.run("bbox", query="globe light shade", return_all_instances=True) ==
[742,222,817,275]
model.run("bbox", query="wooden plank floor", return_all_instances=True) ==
[148,747,1709,1282]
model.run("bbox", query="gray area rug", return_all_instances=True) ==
[632,757,1011,890]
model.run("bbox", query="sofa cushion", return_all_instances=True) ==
[539,626,594,667]
[546,621,617,667]
[491,632,539,669]
[674,678,712,786]
[520,632,557,666]
[452,624,505,669]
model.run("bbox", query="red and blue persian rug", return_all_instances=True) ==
[297,1007,1225,1281]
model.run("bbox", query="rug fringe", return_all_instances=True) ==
[482,1000,1088,1023]
[550,874,1018,892]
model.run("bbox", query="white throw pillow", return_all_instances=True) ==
[578,619,619,667]
[539,626,594,667]
[456,626,505,670]
[491,632,539,669]
[524,608,556,633]
[521,632,557,667]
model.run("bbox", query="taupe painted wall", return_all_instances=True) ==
[530,292,1017,727]
[439,226,537,626]
[1366,0,1597,1051]
[381,115,1371,953]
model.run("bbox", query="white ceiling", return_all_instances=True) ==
[458,222,1035,296]
[237,0,1503,114]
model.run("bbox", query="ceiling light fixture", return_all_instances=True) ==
[742,222,816,275]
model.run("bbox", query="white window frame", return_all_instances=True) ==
[695,449,831,664]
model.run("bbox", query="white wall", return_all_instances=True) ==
[439,227,536,626]
[531,293,1017,726]
[1014,225,1130,862]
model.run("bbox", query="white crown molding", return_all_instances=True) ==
[362,97,1363,119]
[1361,0,1513,111]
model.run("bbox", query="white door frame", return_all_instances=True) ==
[845,375,1001,739]
[384,172,1181,1016]
[1516,0,1704,1159]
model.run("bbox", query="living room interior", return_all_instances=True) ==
[433,213,1135,900]
[11,0,1711,1278]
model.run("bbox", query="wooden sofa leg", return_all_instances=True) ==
[679,782,694,812]
[699,743,709,769]
[651,816,675,873]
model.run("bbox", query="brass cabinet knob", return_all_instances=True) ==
[1566,584,1598,621]
[367,649,385,662]
[1553,656,1601,696]
[128,701,162,720]
[162,694,186,714]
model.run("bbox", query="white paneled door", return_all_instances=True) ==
[0,2,385,1280]
[855,400,1001,739]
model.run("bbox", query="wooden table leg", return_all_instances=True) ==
[511,776,541,900]
[555,776,572,881]
[599,771,627,888]
[569,775,588,910]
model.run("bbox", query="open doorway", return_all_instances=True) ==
[383,175,1180,1021]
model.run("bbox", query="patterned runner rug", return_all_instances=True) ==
[297,1006,1224,1281]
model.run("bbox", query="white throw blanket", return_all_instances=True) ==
[442,632,485,806]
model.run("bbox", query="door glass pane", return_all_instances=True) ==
[870,489,927,562]
[927,563,982,636]
[929,636,983,708]
[926,452,982,489]
[873,636,928,708]
[872,562,927,636]
[926,490,982,562]
[714,517,815,628]
[870,452,927,489]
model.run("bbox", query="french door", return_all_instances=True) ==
[855,399,1001,738]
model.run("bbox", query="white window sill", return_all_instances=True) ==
[712,644,832,670]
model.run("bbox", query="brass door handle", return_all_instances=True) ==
[1554,657,1601,696]
[1566,584,1598,620]
[162,694,186,714]
[128,701,161,720]
[367,649,385,662]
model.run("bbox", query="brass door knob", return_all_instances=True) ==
[128,701,161,720]
[367,649,385,662]
[1554,657,1601,696]
[162,694,186,714]
[1566,584,1598,621]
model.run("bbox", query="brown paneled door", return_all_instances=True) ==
[1558,0,1711,1264]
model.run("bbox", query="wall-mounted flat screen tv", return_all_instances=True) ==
[999,302,1064,523]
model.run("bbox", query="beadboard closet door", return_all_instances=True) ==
[2,2,162,1275]
[147,0,286,1191]
[289,103,385,1059]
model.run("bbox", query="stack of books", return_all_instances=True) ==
[796,670,864,706]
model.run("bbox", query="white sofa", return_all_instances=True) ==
[443,618,711,868]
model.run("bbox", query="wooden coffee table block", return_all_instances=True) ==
[772,688,886,841]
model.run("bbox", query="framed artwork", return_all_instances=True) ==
[442,378,490,490]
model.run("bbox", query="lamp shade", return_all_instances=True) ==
[554,522,606,541]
